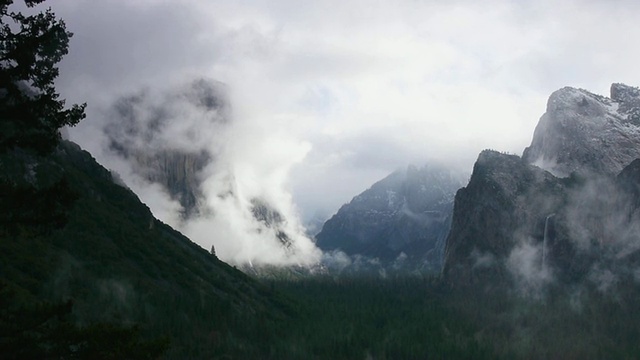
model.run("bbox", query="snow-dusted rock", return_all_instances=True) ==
[523,84,640,176]
[444,84,640,290]
[315,163,467,271]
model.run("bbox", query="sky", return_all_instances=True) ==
[35,0,640,263]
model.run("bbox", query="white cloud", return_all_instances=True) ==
[51,0,640,230]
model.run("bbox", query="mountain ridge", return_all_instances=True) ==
[316,163,467,272]
[444,83,640,292]
[0,140,291,358]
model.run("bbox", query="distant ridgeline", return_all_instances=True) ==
[315,163,468,274]
[443,84,640,294]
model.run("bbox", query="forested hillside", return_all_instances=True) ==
[0,140,295,358]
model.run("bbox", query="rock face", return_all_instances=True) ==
[251,199,293,248]
[130,150,210,218]
[443,151,567,288]
[105,79,228,218]
[523,83,640,177]
[316,164,467,271]
[444,84,640,292]
[617,158,640,205]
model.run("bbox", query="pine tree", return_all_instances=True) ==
[0,0,85,153]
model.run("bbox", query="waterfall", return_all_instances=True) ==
[542,214,555,268]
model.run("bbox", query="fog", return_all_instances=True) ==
[45,0,640,264]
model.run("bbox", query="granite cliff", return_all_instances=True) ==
[105,79,228,218]
[444,84,640,293]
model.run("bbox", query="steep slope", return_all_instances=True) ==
[442,137,640,358]
[523,83,640,176]
[442,150,566,288]
[0,141,290,359]
[444,83,640,293]
[617,158,640,206]
[316,164,466,271]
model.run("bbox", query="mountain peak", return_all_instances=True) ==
[523,83,640,176]
[545,86,608,116]
[610,83,640,103]
[315,162,467,271]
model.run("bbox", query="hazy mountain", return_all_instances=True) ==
[316,163,467,272]
[103,79,311,259]
[105,79,228,218]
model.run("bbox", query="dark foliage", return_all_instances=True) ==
[0,283,168,360]
[0,0,85,153]
[447,279,640,359]
[0,141,293,359]
[0,176,78,236]
[269,277,497,360]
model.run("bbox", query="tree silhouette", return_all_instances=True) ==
[0,0,85,153]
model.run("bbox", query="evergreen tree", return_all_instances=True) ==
[0,0,85,153]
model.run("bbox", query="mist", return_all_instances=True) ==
[72,78,321,266]
[497,166,640,301]
[49,0,640,265]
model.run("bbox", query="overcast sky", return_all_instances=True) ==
[50,0,640,224]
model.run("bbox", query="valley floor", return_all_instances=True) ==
[254,275,640,360]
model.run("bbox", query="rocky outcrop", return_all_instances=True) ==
[442,151,567,288]
[127,149,210,218]
[316,163,466,271]
[523,84,640,177]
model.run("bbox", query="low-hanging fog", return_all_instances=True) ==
[49,0,640,265]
